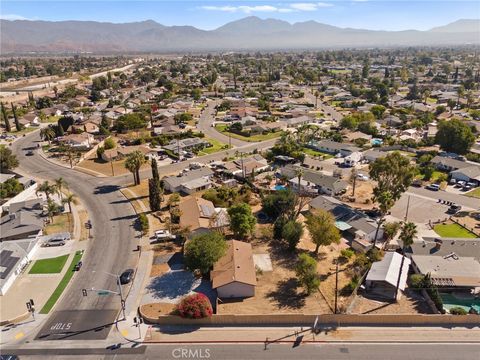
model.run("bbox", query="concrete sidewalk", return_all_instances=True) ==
[143,325,480,344]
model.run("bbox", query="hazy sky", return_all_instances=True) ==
[1,1,479,31]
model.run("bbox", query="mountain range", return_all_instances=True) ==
[1,17,479,53]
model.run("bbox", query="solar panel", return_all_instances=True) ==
[0,250,20,280]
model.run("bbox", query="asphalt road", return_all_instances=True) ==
[407,186,480,210]
[197,100,249,147]
[303,88,343,123]
[5,343,480,360]
[12,131,139,340]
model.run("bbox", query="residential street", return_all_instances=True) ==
[197,100,249,147]
[11,131,140,341]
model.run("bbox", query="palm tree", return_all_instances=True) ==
[40,127,56,144]
[55,177,68,201]
[394,221,417,301]
[36,181,57,201]
[46,199,59,222]
[62,193,78,229]
[124,150,147,185]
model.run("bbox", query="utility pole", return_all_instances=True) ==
[404,195,411,221]
[334,259,339,314]
[110,159,115,176]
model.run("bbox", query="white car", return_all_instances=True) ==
[154,230,175,241]
[356,174,369,181]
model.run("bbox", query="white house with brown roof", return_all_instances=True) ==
[179,197,229,236]
[211,240,257,299]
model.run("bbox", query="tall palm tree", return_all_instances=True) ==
[55,177,68,201]
[124,150,147,185]
[394,221,417,301]
[46,199,59,222]
[36,181,57,201]
[40,127,56,144]
[62,193,78,229]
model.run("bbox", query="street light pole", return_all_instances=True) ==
[334,259,339,314]
[92,270,126,320]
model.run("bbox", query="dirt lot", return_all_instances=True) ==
[340,180,375,210]
[217,217,355,315]
[77,157,149,177]
[349,289,433,314]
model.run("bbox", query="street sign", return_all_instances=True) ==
[97,291,110,296]
[26,302,32,312]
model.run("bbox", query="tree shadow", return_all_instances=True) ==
[266,277,306,309]
[94,185,121,194]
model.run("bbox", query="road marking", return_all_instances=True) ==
[15,332,24,339]
[121,329,129,337]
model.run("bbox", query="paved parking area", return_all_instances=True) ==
[391,193,450,223]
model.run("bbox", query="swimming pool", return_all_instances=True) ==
[273,184,286,191]
[440,293,480,314]
[371,138,383,146]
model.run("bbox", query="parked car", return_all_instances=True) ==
[74,261,83,271]
[426,184,440,191]
[447,205,462,214]
[119,269,134,284]
[25,150,34,156]
[356,174,369,181]
[412,179,423,187]
[154,229,176,242]
[43,239,66,247]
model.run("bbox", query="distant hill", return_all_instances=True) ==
[1,17,479,53]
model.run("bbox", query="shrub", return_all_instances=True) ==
[409,274,425,289]
[174,293,213,319]
[449,307,467,315]
[96,146,105,159]
[342,275,360,295]
[138,213,149,235]
[340,248,355,259]
[104,137,116,150]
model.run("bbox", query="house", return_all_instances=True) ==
[179,197,229,236]
[219,155,269,179]
[362,149,385,163]
[21,113,40,127]
[450,166,480,185]
[59,133,94,149]
[163,138,210,155]
[309,195,383,250]
[163,167,214,194]
[430,156,468,172]
[0,238,41,295]
[102,145,154,162]
[308,140,360,157]
[211,240,257,299]
[365,251,411,300]
[279,165,348,196]
[283,115,313,128]
[343,152,363,167]
[0,207,44,241]
[410,254,480,290]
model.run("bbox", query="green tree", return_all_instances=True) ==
[227,202,257,239]
[124,150,147,185]
[104,137,116,150]
[0,178,23,198]
[10,103,21,131]
[340,115,358,130]
[1,102,11,132]
[282,220,304,250]
[36,181,57,201]
[370,105,386,120]
[115,113,147,132]
[295,253,320,295]
[40,126,56,143]
[305,209,341,254]
[54,177,68,201]
[383,222,401,241]
[0,145,18,172]
[148,178,162,212]
[184,231,227,275]
[435,119,475,155]
[369,152,416,246]
[138,213,149,235]
[261,189,296,220]
[46,199,59,222]
[394,222,417,300]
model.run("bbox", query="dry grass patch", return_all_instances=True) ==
[44,214,73,235]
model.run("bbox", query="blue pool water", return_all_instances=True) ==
[440,293,480,313]
[273,184,286,191]
[371,138,383,146]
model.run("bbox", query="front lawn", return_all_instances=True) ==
[215,124,282,142]
[302,147,334,159]
[44,214,73,235]
[466,187,480,199]
[433,223,476,238]
[29,255,69,274]
[199,138,229,155]
[40,250,83,314]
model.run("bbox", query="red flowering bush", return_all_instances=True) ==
[174,293,213,319]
